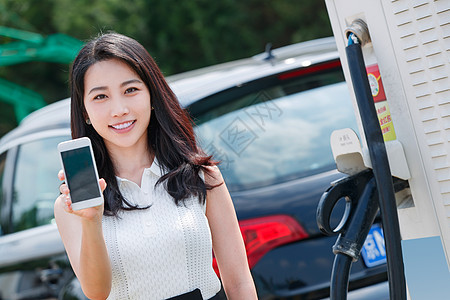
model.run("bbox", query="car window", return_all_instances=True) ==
[11,136,69,233]
[0,152,6,235]
[193,69,358,192]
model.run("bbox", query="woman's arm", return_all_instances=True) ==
[205,166,258,300]
[54,171,112,300]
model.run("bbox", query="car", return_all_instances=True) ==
[0,37,389,299]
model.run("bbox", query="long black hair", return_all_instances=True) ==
[70,33,220,216]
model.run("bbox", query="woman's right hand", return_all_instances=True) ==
[55,170,112,299]
[57,170,107,221]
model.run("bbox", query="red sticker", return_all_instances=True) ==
[366,64,387,103]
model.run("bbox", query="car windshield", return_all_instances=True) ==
[193,69,358,192]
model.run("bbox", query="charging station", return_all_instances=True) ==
[322,0,450,299]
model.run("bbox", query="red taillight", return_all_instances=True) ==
[213,215,308,277]
[278,60,342,80]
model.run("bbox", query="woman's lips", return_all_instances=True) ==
[109,120,136,133]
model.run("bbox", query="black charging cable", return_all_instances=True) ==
[317,169,379,300]
[345,33,406,300]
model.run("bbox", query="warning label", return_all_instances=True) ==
[366,64,396,141]
[366,64,387,103]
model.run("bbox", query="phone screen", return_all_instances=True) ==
[61,146,101,203]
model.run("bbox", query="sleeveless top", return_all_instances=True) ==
[102,158,221,299]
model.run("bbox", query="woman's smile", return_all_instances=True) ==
[109,120,136,132]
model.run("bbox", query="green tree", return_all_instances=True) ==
[0,0,332,137]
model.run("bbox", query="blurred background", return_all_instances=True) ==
[0,0,332,138]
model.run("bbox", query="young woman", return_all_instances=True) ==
[54,33,257,300]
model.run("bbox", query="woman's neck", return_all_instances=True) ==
[107,141,154,185]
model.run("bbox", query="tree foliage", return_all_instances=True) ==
[0,0,331,137]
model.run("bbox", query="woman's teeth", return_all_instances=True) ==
[111,121,134,130]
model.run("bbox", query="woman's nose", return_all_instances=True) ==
[111,97,129,117]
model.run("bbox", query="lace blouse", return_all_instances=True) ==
[102,158,221,299]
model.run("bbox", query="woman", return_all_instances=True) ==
[54,33,257,300]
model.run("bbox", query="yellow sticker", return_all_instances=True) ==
[375,101,396,141]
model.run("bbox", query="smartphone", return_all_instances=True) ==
[57,137,104,210]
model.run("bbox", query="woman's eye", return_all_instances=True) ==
[125,87,138,94]
[93,94,107,100]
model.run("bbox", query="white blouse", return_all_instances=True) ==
[102,158,221,299]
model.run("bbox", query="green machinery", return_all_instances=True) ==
[0,26,83,122]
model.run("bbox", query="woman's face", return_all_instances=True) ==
[83,58,152,153]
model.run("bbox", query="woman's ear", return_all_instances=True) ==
[82,110,89,123]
